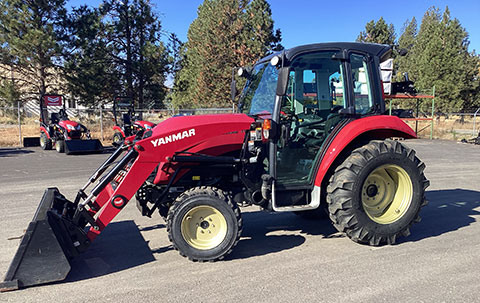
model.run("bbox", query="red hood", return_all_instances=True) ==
[137,113,255,163]
[134,120,155,128]
[58,120,79,129]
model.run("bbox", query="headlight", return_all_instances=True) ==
[270,55,281,66]
[67,124,75,131]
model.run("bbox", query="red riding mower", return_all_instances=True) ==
[112,96,155,146]
[39,95,103,154]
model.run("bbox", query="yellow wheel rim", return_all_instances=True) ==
[181,206,228,250]
[361,164,413,224]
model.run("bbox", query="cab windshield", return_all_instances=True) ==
[239,62,278,115]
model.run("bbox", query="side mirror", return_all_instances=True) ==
[276,67,289,96]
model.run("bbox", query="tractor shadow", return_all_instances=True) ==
[66,220,156,282]
[228,209,339,260]
[0,148,34,157]
[400,189,480,243]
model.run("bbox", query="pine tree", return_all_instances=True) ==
[410,7,476,112]
[395,17,417,82]
[63,5,120,107]
[101,0,169,108]
[172,0,281,109]
[357,17,396,45]
[0,0,66,104]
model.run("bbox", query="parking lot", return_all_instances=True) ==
[0,139,479,302]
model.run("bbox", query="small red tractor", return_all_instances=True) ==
[39,95,103,154]
[1,43,429,291]
[112,96,156,146]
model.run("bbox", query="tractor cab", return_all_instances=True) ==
[237,43,390,210]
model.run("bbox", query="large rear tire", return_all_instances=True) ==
[327,140,429,246]
[112,132,124,146]
[167,186,242,261]
[40,132,52,150]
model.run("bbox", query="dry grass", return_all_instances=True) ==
[1,114,478,147]
[0,115,117,147]
[412,115,479,141]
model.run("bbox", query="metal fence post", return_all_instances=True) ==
[17,101,22,146]
[430,86,435,140]
[100,106,104,141]
[473,107,480,136]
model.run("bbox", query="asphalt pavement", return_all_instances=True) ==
[0,139,479,302]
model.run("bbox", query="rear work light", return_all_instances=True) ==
[262,119,271,140]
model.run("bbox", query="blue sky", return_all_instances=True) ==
[68,0,479,52]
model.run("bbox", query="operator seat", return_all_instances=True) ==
[122,113,131,125]
[50,112,59,124]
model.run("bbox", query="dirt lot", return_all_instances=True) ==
[0,139,479,302]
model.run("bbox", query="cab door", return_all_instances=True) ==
[271,51,377,210]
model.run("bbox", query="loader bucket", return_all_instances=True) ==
[0,188,89,292]
[65,139,103,155]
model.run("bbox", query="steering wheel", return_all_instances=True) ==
[331,105,344,114]
[278,111,299,147]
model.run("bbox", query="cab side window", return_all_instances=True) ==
[350,53,374,115]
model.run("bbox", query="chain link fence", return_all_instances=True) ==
[1,103,479,147]
[0,103,234,146]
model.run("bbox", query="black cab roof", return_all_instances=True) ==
[261,42,392,64]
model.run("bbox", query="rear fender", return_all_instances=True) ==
[112,125,124,136]
[40,126,51,139]
[314,115,416,187]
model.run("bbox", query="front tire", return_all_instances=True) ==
[327,140,429,246]
[55,140,65,153]
[40,132,52,150]
[167,186,242,261]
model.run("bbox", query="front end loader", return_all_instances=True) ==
[1,42,429,291]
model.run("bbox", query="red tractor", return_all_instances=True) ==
[39,95,103,154]
[1,43,429,291]
[112,96,156,146]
